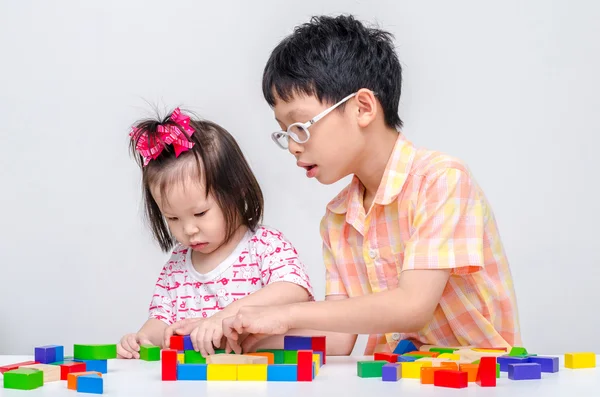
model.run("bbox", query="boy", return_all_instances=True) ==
[229,14,521,356]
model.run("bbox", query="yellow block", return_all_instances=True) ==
[472,348,506,353]
[237,364,267,381]
[177,353,184,364]
[207,364,238,381]
[313,354,320,376]
[565,352,596,369]
[401,361,432,378]
[437,353,460,361]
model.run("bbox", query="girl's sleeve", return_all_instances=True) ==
[148,263,177,325]
[257,228,315,300]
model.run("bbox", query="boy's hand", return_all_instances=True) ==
[222,305,291,354]
[190,315,227,357]
[163,318,203,348]
[117,332,153,359]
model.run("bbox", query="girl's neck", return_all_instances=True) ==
[190,224,249,274]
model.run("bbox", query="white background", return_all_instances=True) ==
[1,0,598,356]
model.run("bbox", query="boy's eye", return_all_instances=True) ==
[195,211,207,217]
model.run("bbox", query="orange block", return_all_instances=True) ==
[440,362,459,370]
[459,363,479,382]
[246,352,274,365]
[67,371,102,390]
[406,351,439,358]
[421,367,444,384]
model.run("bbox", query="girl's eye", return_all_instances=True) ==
[167,217,178,221]
[195,211,207,217]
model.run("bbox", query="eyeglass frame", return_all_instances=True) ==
[270,92,358,149]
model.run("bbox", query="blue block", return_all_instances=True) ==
[267,364,298,381]
[508,363,542,380]
[177,364,207,380]
[75,359,108,374]
[77,374,103,394]
[397,355,417,362]
[284,336,313,351]
[35,345,63,364]
[527,356,559,373]
[498,356,530,372]
[392,340,417,355]
[382,363,401,382]
[183,335,194,351]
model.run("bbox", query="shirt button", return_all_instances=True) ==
[369,249,377,258]
[391,333,400,341]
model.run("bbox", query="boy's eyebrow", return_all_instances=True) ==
[276,109,307,124]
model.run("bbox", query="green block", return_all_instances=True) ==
[214,349,227,355]
[3,368,43,390]
[357,360,387,378]
[184,350,206,364]
[257,349,285,364]
[283,350,298,364]
[430,348,458,354]
[140,345,160,361]
[74,344,117,360]
[497,363,500,378]
[508,347,528,357]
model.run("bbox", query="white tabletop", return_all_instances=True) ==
[1,354,599,396]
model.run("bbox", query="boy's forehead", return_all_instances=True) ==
[273,93,322,122]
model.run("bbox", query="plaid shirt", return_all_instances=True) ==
[321,134,521,354]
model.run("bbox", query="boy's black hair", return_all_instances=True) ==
[263,14,403,129]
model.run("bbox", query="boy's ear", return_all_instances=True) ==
[355,88,378,128]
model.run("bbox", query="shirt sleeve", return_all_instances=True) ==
[321,215,349,297]
[403,167,485,275]
[148,263,177,325]
[257,228,314,300]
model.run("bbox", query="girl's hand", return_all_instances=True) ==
[117,332,153,359]
[190,315,227,357]
[163,318,203,348]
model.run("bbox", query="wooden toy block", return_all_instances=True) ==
[177,364,207,380]
[397,355,417,362]
[21,363,60,382]
[473,348,507,353]
[284,335,313,351]
[161,349,177,381]
[170,335,184,351]
[267,364,298,381]
[59,361,87,380]
[206,354,268,365]
[508,347,529,357]
[67,371,102,390]
[177,353,185,364]
[528,356,559,373]
[73,359,107,374]
[0,361,38,374]
[35,345,63,364]
[297,350,313,382]
[357,360,388,378]
[497,356,529,372]
[401,361,432,379]
[3,368,43,390]
[459,363,479,382]
[257,349,285,364]
[382,363,402,382]
[312,354,320,376]
[283,350,298,364]
[440,361,459,370]
[416,357,453,366]
[455,348,505,363]
[183,335,194,351]
[433,370,468,388]
[565,352,596,369]
[393,340,418,355]
[207,364,237,381]
[430,348,458,354]
[237,364,268,381]
[420,366,445,384]
[77,373,103,394]
[403,354,430,360]
[310,336,326,364]
[508,363,541,380]
[74,344,117,360]
[140,345,161,361]
[184,350,206,364]
[247,352,274,364]
[315,351,324,366]
[437,353,460,360]
[374,352,399,363]
[476,356,497,387]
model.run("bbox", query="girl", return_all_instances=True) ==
[117,108,313,359]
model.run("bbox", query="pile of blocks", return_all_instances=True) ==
[357,340,596,388]
[158,335,326,381]
[1,343,116,394]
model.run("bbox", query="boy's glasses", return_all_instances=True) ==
[271,92,357,150]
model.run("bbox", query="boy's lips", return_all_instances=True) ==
[297,161,318,178]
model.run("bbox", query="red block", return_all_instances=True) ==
[374,352,399,363]
[60,362,86,380]
[162,349,177,381]
[297,350,313,382]
[476,356,497,387]
[0,361,39,374]
[170,336,184,351]
[311,336,326,364]
[433,370,468,389]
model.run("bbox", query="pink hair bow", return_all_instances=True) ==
[130,108,195,166]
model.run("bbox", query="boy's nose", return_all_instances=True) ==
[288,138,304,155]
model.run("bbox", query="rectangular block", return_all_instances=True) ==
[406,351,439,358]
[440,361,459,370]
[312,354,320,376]
[311,336,326,364]
[237,364,268,381]
[35,345,63,364]
[74,344,117,360]
[170,336,184,351]
[0,361,38,374]
[283,350,298,364]
[401,361,432,379]
[74,359,107,374]
[565,352,596,369]
[430,348,458,354]
[315,351,324,367]
[207,354,267,365]
[382,363,401,381]
[68,371,102,390]
[397,355,417,363]
[393,340,417,355]
[21,363,60,382]
[508,363,542,380]
[267,364,297,381]
[421,366,445,384]
[476,356,497,387]
[140,345,161,361]
[257,349,285,364]
[357,360,387,378]
[183,335,194,351]
[177,353,184,364]
[246,352,274,364]
[77,374,103,394]
[3,368,44,390]
[60,361,87,380]
[437,353,460,360]
[297,350,313,382]
[161,349,177,381]
[184,350,206,364]
[528,356,559,373]
[207,364,237,381]
[374,352,399,363]
[434,370,468,388]
[497,356,530,372]
[284,335,313,351]
[459,363,479,382]
[177,364,207,380]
